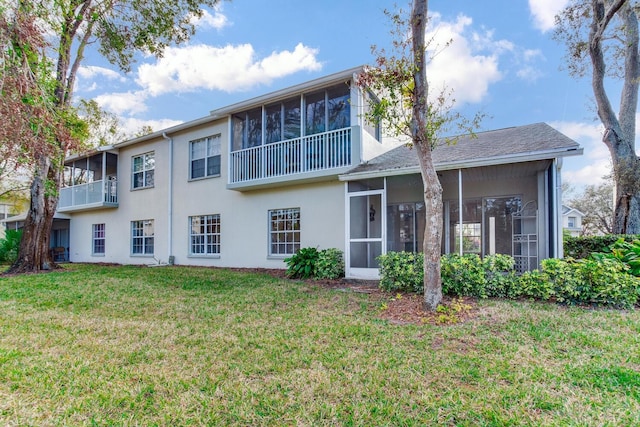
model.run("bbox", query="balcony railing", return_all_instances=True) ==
[230,128,352,183]
[58,179,118,210]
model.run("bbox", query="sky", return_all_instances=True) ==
[74,0,627,189]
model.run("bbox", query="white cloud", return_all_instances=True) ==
[94,91,149,116]
[426,14,503,104]
[516,50,545,82]
[550,121,612,187]
[120,117,184,137]
[136,42,321,96]
[78,65,126,82]
[191,7,229,30]
[528,0,570,33]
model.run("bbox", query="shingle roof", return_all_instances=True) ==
[346,122,582,176]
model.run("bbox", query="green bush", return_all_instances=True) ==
[592,238,640,277]
[285,247,319,279]
[377,251,424,293]
[518,257,639,308]
[441,254,487,297]
[564,234,639,259]
[315,248,344,279]
[482,254,520,298]
[0,229,21,264]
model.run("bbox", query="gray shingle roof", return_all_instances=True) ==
[346,122,581,176]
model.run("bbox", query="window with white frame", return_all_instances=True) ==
[92,223,105,255]
[269,208,300,256]
[189,214,221,255]
[131,219,154,255]
[190,135,221,180]
[132,152,154,189]
[568,216,576,228]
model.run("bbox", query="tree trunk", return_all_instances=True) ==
[612,149,640,234]
[410,0,443,311]
[7,156,59,273]
[415,143,444,311]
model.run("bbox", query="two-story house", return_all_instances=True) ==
[54,66,583,278]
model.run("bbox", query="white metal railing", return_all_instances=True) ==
[230,128,352,183]
[59,179,118,209]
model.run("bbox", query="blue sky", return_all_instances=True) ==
[74,0,623,188]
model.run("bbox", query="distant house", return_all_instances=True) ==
[562,205,585,237]
[22,67,582,277]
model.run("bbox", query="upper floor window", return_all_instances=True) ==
[231,83,350,150]
[363,91,381,141]
[568,216,577,228]
[190,135,221,180]
[132,152,154,189]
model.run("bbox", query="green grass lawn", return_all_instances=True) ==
[0,264,639,426]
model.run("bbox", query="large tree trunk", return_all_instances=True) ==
[8,156,60,273]
[410,0,443,311]
[589,0,640,234]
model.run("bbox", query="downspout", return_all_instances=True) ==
[162,132,174,265]
[555,157,563,258]
[458,169,463,256]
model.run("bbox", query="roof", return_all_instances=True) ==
[562,205,585,217]
[342,122,583,179]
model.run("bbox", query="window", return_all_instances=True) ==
[190,135,221,179]
[92,223,105,255]
[568,216,576,228]
[131,220,154,255]
[189,214,221,255]
[269,208,300,256]
[132,152,154,189]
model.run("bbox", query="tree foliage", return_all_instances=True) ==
[1,0,221,273]
[554,0,640,234]
[567,180,615,235]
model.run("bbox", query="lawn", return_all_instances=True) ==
[0,264,639,426]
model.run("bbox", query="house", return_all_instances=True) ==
[562,205,585,236]
[47,67,582,278]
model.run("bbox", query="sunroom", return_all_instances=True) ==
[222,68,379,190]
[58,151,119,212]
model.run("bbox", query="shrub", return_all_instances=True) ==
[315,248,344,279]
[0,229,22,264]
[377,251,424,293]
[592,238,640,277]
[284,247,319,279]
[482,254,520,298]
[564,234,639,259]
[441,254,487,297]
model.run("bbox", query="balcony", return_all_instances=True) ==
[228,128,357,190]
[58,179,118,212]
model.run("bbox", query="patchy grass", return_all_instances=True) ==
[0,264,639,426]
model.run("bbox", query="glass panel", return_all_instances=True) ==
[349,194,382,239]
[283,97,301,140]
[449,199,482,255]
[207,156,221,176]
[327,84,350,131]
[387,203,416,253]
[246,108,262,148]
[363,91,381,140]
[347,178,384,192]
[88,154,102,182]
[305,91,325,135]
[191,159,205,179]
[350,242,382,268]
[232,115,244,151]
[191,140,205,159]
[484,197,521,256]
[144,170,154,187]
[265,103,282,144]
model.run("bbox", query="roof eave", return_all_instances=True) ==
[340,146,584,181]
[210,66,364,118]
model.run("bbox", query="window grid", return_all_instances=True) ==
[189,214,221,255]
[132,152,155,189]
[131,220,154,255]
[190,135,221,180]
[92,223,105,255]
[269,208,300,255]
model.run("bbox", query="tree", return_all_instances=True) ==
[555,0,640,234]
[1,0,221,273]
[358,0,480,310]
[568,180,615,235]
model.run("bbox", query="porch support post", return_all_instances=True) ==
[102,152,107,202]
[458,168,463,256]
